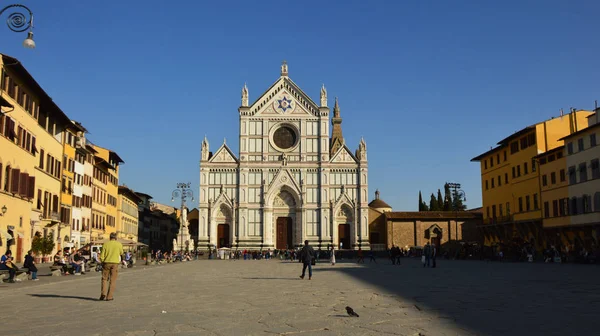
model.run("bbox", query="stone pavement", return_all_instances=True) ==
[1,258,599,336]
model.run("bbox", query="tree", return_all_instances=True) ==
[418,191,424,211]
[443,183,452,211]
[422,202,429,211]
[429,193,438,211]
[41,233,55,258]
[436,189,444,210]
[31,235,43,256]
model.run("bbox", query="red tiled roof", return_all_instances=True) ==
[384,211,481,220]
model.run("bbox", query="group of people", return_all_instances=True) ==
[0,249,38,283]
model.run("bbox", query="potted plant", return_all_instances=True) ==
[31,235,43,263]
[40,234,55,263]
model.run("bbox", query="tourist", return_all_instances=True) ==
[0,250,17,283]
[23,250,38,281]
[357,248,364,263]
[330,246,336,265]
[299,240,315,280]
[99,232,124,301]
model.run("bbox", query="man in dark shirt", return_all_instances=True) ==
[299,240,315,280]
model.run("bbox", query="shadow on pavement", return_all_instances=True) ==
[29,294,99,301]
[316,258,600,336]
[241,277,298,280]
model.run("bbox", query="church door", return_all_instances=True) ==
[217,224,230,248]
[338,224,350,250]
[276,217,293,249]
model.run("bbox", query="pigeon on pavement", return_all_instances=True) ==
[346,306,359,317]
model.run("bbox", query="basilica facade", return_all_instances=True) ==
[198,62,369,251]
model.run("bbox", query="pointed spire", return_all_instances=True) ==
[281,60,288,76]
[223,137,227,145]
[201,135,210,161]
[375,189,380,200]
[320,84,327,107]
[241,83,249,107]
[333,97,340,118]
[330,97,344,155]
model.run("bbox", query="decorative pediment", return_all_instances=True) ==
[211,188,234,209]
[332,186,355,211]
[246,77,319,117]
[273,190,297,208]
[209,143,238,164]
[331,145,358,163]
[264,168,302,206]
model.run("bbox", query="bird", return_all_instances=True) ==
[345,306,359,317]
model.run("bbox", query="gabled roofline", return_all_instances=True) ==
[245,76,320,116]
[330,144,358,163]
[208,142,239,164]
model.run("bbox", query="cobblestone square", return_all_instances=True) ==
[2,258,599,336]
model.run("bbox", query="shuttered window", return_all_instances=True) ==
[10,168,20,194]
[27,176,35,199]
[18,172,28,197]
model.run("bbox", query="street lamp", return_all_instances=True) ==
[1,205,7,216]
[0,4,35,49]
[446,182,467,241]
[171,182,194,252]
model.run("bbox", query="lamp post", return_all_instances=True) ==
[171,182,194,252]
[0,4,35,48]
[446,182,466,241]
[0,205,7,216]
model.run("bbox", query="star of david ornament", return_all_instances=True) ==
[274,95,294,113]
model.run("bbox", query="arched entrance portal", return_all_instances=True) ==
[273,190,296,249]
[337,205,353,250]
[215,204,232,248]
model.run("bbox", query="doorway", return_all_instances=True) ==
[217,224,230,248]
[276,217,293,249]
[338,224,350,249]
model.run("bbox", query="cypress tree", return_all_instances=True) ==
[429,193,438,211]
[436,189,443,210]
[418,191,424,211]
[443,183,452,211]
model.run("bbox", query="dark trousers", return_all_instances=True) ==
[1,266,16,280]
[301,262,312,278]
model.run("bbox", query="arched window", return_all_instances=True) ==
[594,192,600,212]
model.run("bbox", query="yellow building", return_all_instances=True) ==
[91,145,122,240]
[58,121,86,250]
[0,54,72,260]
[117,185,141,241]
[536,146,570,233]
[471,110,593,249]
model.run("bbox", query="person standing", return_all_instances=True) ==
[431,243,437,268]
[330,246,336,265]
[23,250,38,281]
[99,232,123,301]
[299,240,315,280]
[424,242,431,268]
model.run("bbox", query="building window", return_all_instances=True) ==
[505,173,509,184]
[496,154,500,165]
[517,165,521,177]
[544,201,550,218]
[591,134,597,147]
[498,176,501,186]
[506,202,510,215]
[499,203,503,216]
[551,200,558,217]
[560,169,566,182]
[524,162,528,174]
[579,162,588,182]
[510,141,519,154]
[485,180,488,190]
[591,159,600,179]
[492,205,496,218]
[486,206,490,219]
[526,195,531,211]
[550,172,556,184]
[571,197,578,215]
[542,175,547,186]
[490,157,494,168]
[594,192,600,212]
[568,166,576,185]
[531,159,536,172]
[504,151,507,161]
[578,138,584,152]
[583,195,592,213]
[567,142,573,155]
[484,160,487,169]
[491,178,495,188]
[512,166,516,178]
[534,193,539,210]
[518,197,523,212]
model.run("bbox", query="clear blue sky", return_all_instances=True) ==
[5,0,600,209]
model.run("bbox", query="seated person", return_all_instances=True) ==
[67,253,82,274]
[0,250,17,283]
[53,251,69,274]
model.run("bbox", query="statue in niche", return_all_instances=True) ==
[281,153,288,166]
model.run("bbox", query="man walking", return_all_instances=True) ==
[299,240,315,280]
[99,232,123,301]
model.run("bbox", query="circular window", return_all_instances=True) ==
[272,125,298,150]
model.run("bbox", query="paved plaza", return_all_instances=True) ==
[2,258,599,336]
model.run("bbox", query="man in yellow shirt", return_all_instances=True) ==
[99,232,123,301]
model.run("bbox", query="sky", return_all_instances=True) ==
[4,0,600,210]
